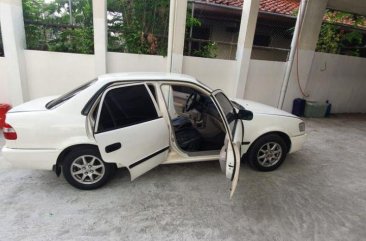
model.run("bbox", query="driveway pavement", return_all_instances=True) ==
[0,116,365,241]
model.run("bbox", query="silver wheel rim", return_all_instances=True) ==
[257,142,282,167]
[70,155,105,185]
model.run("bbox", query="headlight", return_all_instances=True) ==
[299,122,305,132]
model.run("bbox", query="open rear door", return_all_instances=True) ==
[94,83,170,180]
[213,90,244,198]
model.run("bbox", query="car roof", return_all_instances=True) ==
[97,72,209,88]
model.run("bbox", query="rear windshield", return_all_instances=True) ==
[46,79,96,109]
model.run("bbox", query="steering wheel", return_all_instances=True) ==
[185,92,198,112]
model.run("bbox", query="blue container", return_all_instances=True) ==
[292,98,306,117]
[325,100,332,117]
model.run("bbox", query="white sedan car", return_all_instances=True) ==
[2,73,305,196]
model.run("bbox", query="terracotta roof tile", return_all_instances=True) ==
[323,11,366,29]
[199,0,300,16]
[198,0,366,28]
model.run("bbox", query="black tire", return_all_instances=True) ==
[62,147,115,190]
[248,134,288,172]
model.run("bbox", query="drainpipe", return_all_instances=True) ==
[167,0,176,72]
[188,2,195,56]
[68,0,73,25]
[277,0,308,109]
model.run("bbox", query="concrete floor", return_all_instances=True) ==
[0,115,365,241]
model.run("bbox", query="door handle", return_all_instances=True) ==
[105,143,122,153]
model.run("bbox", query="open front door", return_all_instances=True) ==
[94,83,169,180]
[213,90,244,198]
[219,133,242,198]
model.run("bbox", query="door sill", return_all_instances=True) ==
[163,150,219,164]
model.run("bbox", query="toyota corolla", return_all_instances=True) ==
[2,73,306,196]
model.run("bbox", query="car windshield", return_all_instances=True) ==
[46,79,96,109]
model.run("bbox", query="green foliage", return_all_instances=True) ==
[192,41,218,58]
[48,27,94,53]
[186,16,201,29]
[316,10,364,57]
[184,6,217,59]
[22,0,94,54]
[107,0,170,56]
[291,8,299,17]
[316,23,341,54]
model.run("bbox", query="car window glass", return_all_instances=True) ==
[171,85,195,94]
[46,79,96,109]
[97,85,158,132]
[214,92,236,135]
[92,102,100,121]
[147,84,157,101]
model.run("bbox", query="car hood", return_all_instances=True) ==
[8,96,59,113]
[232,99,296,118]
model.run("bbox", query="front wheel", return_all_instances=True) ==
[248,134,288,172]
[62,147,115,190]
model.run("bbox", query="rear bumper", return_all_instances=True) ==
[289,134,306,153]
[1,147,59,170]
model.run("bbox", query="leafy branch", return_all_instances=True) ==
[316,10,364,57]
[23,0,94,54]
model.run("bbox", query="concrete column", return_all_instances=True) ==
[299,0,329,51]
[92,0,107,75]
[167,0,187,73]
[0,0,28,105]
[234,0,260,98]
[281,0,328,112]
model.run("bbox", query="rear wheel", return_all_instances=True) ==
[62,147,115,190]
[248,134,288,172]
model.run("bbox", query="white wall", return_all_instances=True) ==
[245,60,286,107]
[3,49,366,114]
[24,50,96,99]
[0,57,10,103]
[282,49,316,112]
[182,56,237,96]
[305,52,366,113]
[22,51,168,100]
[107,52,167,73]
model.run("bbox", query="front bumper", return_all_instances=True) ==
[289,133,306,153]
[1,147,59,170]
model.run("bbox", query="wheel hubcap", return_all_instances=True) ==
[257,142,282,167]
[70,155,105,184]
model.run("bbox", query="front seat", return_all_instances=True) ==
[172,116,192,129]
[172,116,202,151]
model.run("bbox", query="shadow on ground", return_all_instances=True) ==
[0,115,365,241]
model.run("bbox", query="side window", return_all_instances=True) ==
[97,85,158,133]
[147,84,157,101]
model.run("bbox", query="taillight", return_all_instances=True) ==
[3,123,17,140]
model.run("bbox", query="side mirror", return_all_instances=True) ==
[237,109,253,120]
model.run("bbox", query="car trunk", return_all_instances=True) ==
[9,96,58,113]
